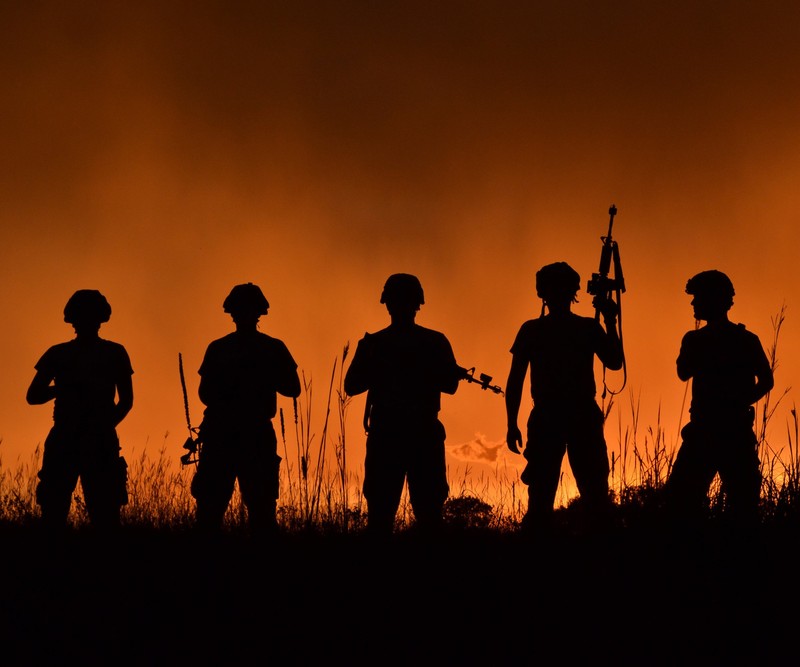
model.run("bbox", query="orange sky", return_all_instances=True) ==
[2,3,800,503]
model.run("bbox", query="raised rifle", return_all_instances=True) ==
[586,204,627,396]
[178,352,202,466]
[459,366,504,395]
[587,204,625,316]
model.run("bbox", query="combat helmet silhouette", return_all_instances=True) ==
[380,273,425,307]
[535,262,581,302]
[223,283,270,316]
[63,289,112,324]
[685,270,735,308]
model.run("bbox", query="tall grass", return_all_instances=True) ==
[3,306,799,534]
[0,440,40,526]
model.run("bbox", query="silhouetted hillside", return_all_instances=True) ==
[1,522,797,666]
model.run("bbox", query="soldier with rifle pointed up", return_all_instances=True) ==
[505,259,623,536]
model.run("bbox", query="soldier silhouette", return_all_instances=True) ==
[664,270,774,533]
[191,282,301,536]
[26,289,133,532]
[344,273,462,538]
[505,262,623,534]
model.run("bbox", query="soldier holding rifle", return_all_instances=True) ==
[190,282,300,536]
[344,273,463,539]
[505,262,623,535]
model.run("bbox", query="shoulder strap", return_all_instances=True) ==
[363,390,373,434]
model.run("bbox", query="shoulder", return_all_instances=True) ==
[364,327,390,340]
[573,313,602,334]
[41,341,71,356]
[259,331,294,354]
[99,338,129,354]
[714,321,760,343]
[732,323,768,354]
[413,325,455,350]
[98,338,133,369]
[511,318,541,346]
[533,313,596,333]
[733,322,760,340]
[514,318,540,337]
[207,332,234,346]
[360,326,399,346]
[416,324,449,339]
[572,312,600,327]
[205,331,241,351]
[681,327,701,344]
[201,334,236,363]
[35,341,70,367]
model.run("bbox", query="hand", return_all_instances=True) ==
[506,426,523,454]
[592,295,619,322]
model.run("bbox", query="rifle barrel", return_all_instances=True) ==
[606,204,617,238]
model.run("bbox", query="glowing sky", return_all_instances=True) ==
[2,3,800,498]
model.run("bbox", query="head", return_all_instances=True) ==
[63,289,112,331]
[685,270,734,321]
[380,273,424,319]
[535,262,581,308]
[223,283,270,324]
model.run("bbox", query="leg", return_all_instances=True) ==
[523,408,568,534]
[80,432,126,532]
[717,427,761,531]
[238,426,281,536]
[406,420,448,536]
[664,422,719,534]
[566,402,614,533]
[191,432,237,534]
[363,432,407,538]
[36,428,80,532]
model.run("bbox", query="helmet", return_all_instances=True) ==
[63,289,112,324]
[685,270,735,304]
[380,273,425,306]
[535,262,581,300]
[223,283,270,315]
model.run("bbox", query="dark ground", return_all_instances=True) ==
[1,521,797,666]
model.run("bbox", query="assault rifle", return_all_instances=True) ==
[459,366,504,395]
[178,352,202,466]
[361,365,503,435]
[586,204,627,396]
[586,204,625,316]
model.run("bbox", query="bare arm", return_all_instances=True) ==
[593,296,623,371]
[114,374,134,426]
[198,375,215,407]
[752,366,775,405]
[440,337,461,396]
[26,370,55,405]
[505,353,528,454]
[751,344,775,405]
[676,334,695,382]
[343,334,372,397]
[277,368,301,399]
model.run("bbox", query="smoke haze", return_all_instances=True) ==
[2,3,799,498]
